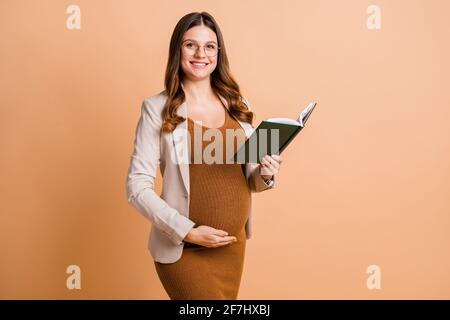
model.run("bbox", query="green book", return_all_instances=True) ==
[231,102,317,164]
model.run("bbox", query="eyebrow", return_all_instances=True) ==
[182,39,218,45]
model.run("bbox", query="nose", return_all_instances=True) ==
[194,46,206,59]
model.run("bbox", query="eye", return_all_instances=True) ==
[207,44,216,49]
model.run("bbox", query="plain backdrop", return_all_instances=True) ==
[1,0,449,299]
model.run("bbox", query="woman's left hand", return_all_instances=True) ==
[259,154,282,180]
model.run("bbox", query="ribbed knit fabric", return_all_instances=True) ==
[154,106,250,300]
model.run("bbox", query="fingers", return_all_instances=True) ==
[215,235,237,243]
[261,155,280,173]
[204,227,237,248]
[210,235,237,248]
[271,154,282,163]
[212,229,229,237]
[267,155,281,169]
[216,240,236,247]
[263,155,282,167]
[212,239,237,248]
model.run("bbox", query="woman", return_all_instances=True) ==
[126,11,282,300]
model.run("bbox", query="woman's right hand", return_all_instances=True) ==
[184,225,237,248]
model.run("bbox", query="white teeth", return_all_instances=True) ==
[191,62,207,66]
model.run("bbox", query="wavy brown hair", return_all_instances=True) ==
[161,11,254,133]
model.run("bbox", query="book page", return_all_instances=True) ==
[297,102,316,126]
[265,118,300,126]
[264,102,316,127]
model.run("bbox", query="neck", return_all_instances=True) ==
[181,78,216,102]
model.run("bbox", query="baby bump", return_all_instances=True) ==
[188,163,250,236]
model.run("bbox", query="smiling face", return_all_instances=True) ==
[180,25,218,81]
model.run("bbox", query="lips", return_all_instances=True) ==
[190,61,209,65]
[189,61,209,69]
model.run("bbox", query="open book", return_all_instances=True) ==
[231,102,317,164]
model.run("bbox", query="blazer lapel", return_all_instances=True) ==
[171,100,190,195]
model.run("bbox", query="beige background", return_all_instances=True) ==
[1,0,449,299]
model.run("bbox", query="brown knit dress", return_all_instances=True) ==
[154,105,250,300]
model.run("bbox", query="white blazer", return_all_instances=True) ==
[126,90,276,263]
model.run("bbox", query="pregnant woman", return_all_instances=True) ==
[126,11,282,300]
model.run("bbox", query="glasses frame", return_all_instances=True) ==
[181,39,221,57]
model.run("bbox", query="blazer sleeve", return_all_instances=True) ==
[126,98,195,246]
[242,96,276,193]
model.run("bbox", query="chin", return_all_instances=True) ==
[187,74,211,81]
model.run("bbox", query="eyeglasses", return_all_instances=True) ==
[181,40,220,57]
